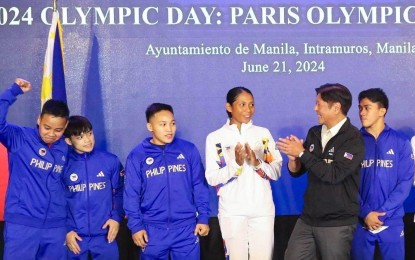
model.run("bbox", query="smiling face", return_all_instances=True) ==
[37,114,68,145]
[314,93,339,128]
[359,97,386,131]
[65,130,95,154]
[226,91,255,129]
[147,110,176,145]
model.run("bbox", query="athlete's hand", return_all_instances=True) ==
[14,78,31,93]
[235,142,246,166]
[364,211,386,230]
[244,143,259,167]
[102,219,120,243]
[132,230,148,248]
[194,223,210,236]
[66,231,82,254]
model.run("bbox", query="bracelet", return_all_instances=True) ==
[255,167,270,180]
[253,159,262,170]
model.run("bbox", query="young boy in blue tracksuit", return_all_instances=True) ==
[352,88,414,260]
[63,115,124,259]
[124,103,210,260]
[0,78,70,259]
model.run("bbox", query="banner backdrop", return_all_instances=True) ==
[1,0,415,216]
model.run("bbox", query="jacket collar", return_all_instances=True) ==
[223,119,253,132]
[360,123,390,137]
[313,117,353,138]
[68,147,95,160]
[142,137,177,152]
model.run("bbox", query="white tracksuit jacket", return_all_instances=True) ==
[205,120,282,217]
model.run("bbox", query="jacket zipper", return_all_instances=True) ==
[85,153,91,236]
[165,150,171,230]
[43,147,55,227]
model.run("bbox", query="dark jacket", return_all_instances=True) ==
[290,118,365,227]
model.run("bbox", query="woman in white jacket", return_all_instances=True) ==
[205,87,283,260]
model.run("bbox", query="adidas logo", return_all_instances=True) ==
[97,171,105,177]
[328,147,334,154]
[177,154,185,159]
[387,149,394,155]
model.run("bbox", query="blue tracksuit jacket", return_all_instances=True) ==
[63,148,124,236]
[359,125,414,226]
[124,137,210,234]
[0,83,68,228]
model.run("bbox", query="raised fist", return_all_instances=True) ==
[15,78,32,93]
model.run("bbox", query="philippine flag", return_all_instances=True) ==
[41,10,67,106]
[344,152,354,160]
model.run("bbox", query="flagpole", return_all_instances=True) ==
[53,0,57,12]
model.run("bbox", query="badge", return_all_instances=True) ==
[70,173,78,182]
[146,157,154,165]
[39,148,47,156]
[309,144,314,152]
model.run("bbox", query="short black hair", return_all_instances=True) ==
[64,115,93,138]
[145,103,174,122]
[358,88,389,112]
[315,83,352,115]
[41,99,69,119]
[226,86,253,118]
